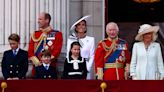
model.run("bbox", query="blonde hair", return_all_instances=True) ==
[140,32,158,42]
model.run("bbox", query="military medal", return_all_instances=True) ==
[48,40,53,46]
[121,51,125,56]
[122,57,125,62]
[47,37,55,40]
[44,45,49,50]
[119,56,123,61]
[121,44,127,50]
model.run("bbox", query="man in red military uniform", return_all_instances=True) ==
[95,22,131,80]
[28,12,63,76]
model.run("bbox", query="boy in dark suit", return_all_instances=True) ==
[34,49,57,79]
[1,33,28,80]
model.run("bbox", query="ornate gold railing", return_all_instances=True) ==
[100,82,107,92]
[1,82,7,92]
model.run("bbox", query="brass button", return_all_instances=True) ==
[16,71,19,73]
[48,75,51,78]
[10,65,13,67]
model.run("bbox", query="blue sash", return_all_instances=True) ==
[34,30,58,57]
[35,39,44,57]
[106,40,125,63]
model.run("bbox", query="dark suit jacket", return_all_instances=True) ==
[35,65,57,79]
[1,49,28,79]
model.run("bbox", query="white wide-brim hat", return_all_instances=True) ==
[135,24,159,41]
[70,15,91,30]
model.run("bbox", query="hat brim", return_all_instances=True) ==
[70,15,91,30]
[135,26,159,41]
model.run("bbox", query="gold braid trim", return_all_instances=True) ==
[102,42,110,52]
[31,32,44,42]
[31,26,52,42]
[39,26,52,33]
[34,36,45,53]
[30,56,41,66]
[102,39,117,59]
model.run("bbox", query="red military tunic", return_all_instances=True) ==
[28,27,63,75]
[95,38,130,80]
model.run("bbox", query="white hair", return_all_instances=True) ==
[106,22,119,32]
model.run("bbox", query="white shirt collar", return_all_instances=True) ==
[43,63,50,67]
[13,48,19,54]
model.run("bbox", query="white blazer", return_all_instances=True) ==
[67,36,95,79]
[130,42,164,80]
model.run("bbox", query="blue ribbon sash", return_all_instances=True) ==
[106,40,125,63]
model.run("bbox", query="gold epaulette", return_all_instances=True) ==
[102,38,117,59]
[97,38,109,44]
[98,38,108,43]
[96,40,104,49]
[30,56,41,66]
[39,26,52,33]
[102,42,110,52]
[31,32,44,42]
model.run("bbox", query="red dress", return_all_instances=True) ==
[95,38,130,80]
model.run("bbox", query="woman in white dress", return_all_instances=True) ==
[130,24,164,80]
[67,15,95,79]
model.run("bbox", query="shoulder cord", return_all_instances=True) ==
[102,39,117,59]
[31,26,52,42]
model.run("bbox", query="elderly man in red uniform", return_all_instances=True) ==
[95,22,131,80]
[28,12,63,76]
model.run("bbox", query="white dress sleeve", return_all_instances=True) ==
[87,37,95,71]
[157,43,164,79]
[130,43,137,77]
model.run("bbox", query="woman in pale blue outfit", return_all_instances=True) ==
[130,24,164,80]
